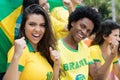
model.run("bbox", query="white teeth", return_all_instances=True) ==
[33,34,39,37]
[78,33,83,38]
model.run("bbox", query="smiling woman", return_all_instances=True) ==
[3,4,60,80]
[90,20,120,80]
[24,14,46,50]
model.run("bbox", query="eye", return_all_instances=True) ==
[40,23,46,27]
[29,22,36,26]
[87,30,92,34]
[114,34,119,37]
[80,23,86,29]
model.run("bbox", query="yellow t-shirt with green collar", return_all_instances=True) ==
[57,39,94,80]
[7,41,53,80]
[89,45,119,80]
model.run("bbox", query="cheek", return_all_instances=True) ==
[43,29,46,35]
[109,36,117,42]
[109,37,113,41]
[41,28,46,36]
[24,27,32,37]
[86,34,90,37]
[25,29,29,37]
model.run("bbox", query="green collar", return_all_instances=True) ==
[61,39,78,52]
[62,6,68,10]
[26,40,35,53]
[62,5,81,10]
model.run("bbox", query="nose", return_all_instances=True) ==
[82,29,88,37]
[34,26,41,32]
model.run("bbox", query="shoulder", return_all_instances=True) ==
[51,6,64,11]
[89,45,100,51]
[57,39,63,46]
[79,40,89,50]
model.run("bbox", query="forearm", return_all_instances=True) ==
[116,71,120,79]
[3,56,20,80]
[113,63,120,79]
[95,55,115,80]
[68,6,73,14]
[52,63,60,80]
[49,48,60,80]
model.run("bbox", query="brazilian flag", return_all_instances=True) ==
[0,0,22,73]
[48,0,63,11]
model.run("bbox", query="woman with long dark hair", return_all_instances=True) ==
[4,4,60,80]
[90,20,120,80]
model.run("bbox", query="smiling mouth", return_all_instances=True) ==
[77,33,86,40]
[32,34,40,39]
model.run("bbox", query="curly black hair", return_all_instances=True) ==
[68,6,101,35]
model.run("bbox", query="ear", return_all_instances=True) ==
[103,34,108,40]
[71,22,75,27]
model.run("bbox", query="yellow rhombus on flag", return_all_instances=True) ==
[0,0,22,73]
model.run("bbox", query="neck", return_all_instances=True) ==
[63,34,79,50]
[31,43,38,52]
[100,42,111,59]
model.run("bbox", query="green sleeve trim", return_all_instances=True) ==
[88,61,94,65]
[93,59,100,62]
[7,63,24,72]
[7,63,10,69]
[18,65,24,71]
[113,60,118,64]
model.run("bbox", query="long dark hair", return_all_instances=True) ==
[18,4,57,67]
[92,19,120,45]
[23,0,39,11]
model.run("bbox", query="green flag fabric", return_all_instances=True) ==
[48,0,63,11]
[0,0,22,72]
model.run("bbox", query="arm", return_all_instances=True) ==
[62,0,73,14]
[3,56,21,80]
[90,55,115,80]
[52,60,60,80]
[3,37,26,80]
[49,47,60,80]
[90,38,119,80]
[113,62,120,79]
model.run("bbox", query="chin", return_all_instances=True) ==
[32,41,39,45]
[75,38,82,43]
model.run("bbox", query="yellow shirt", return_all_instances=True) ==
[7,41,53,80]
[57,39,94,80]
[89,45,119,80]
